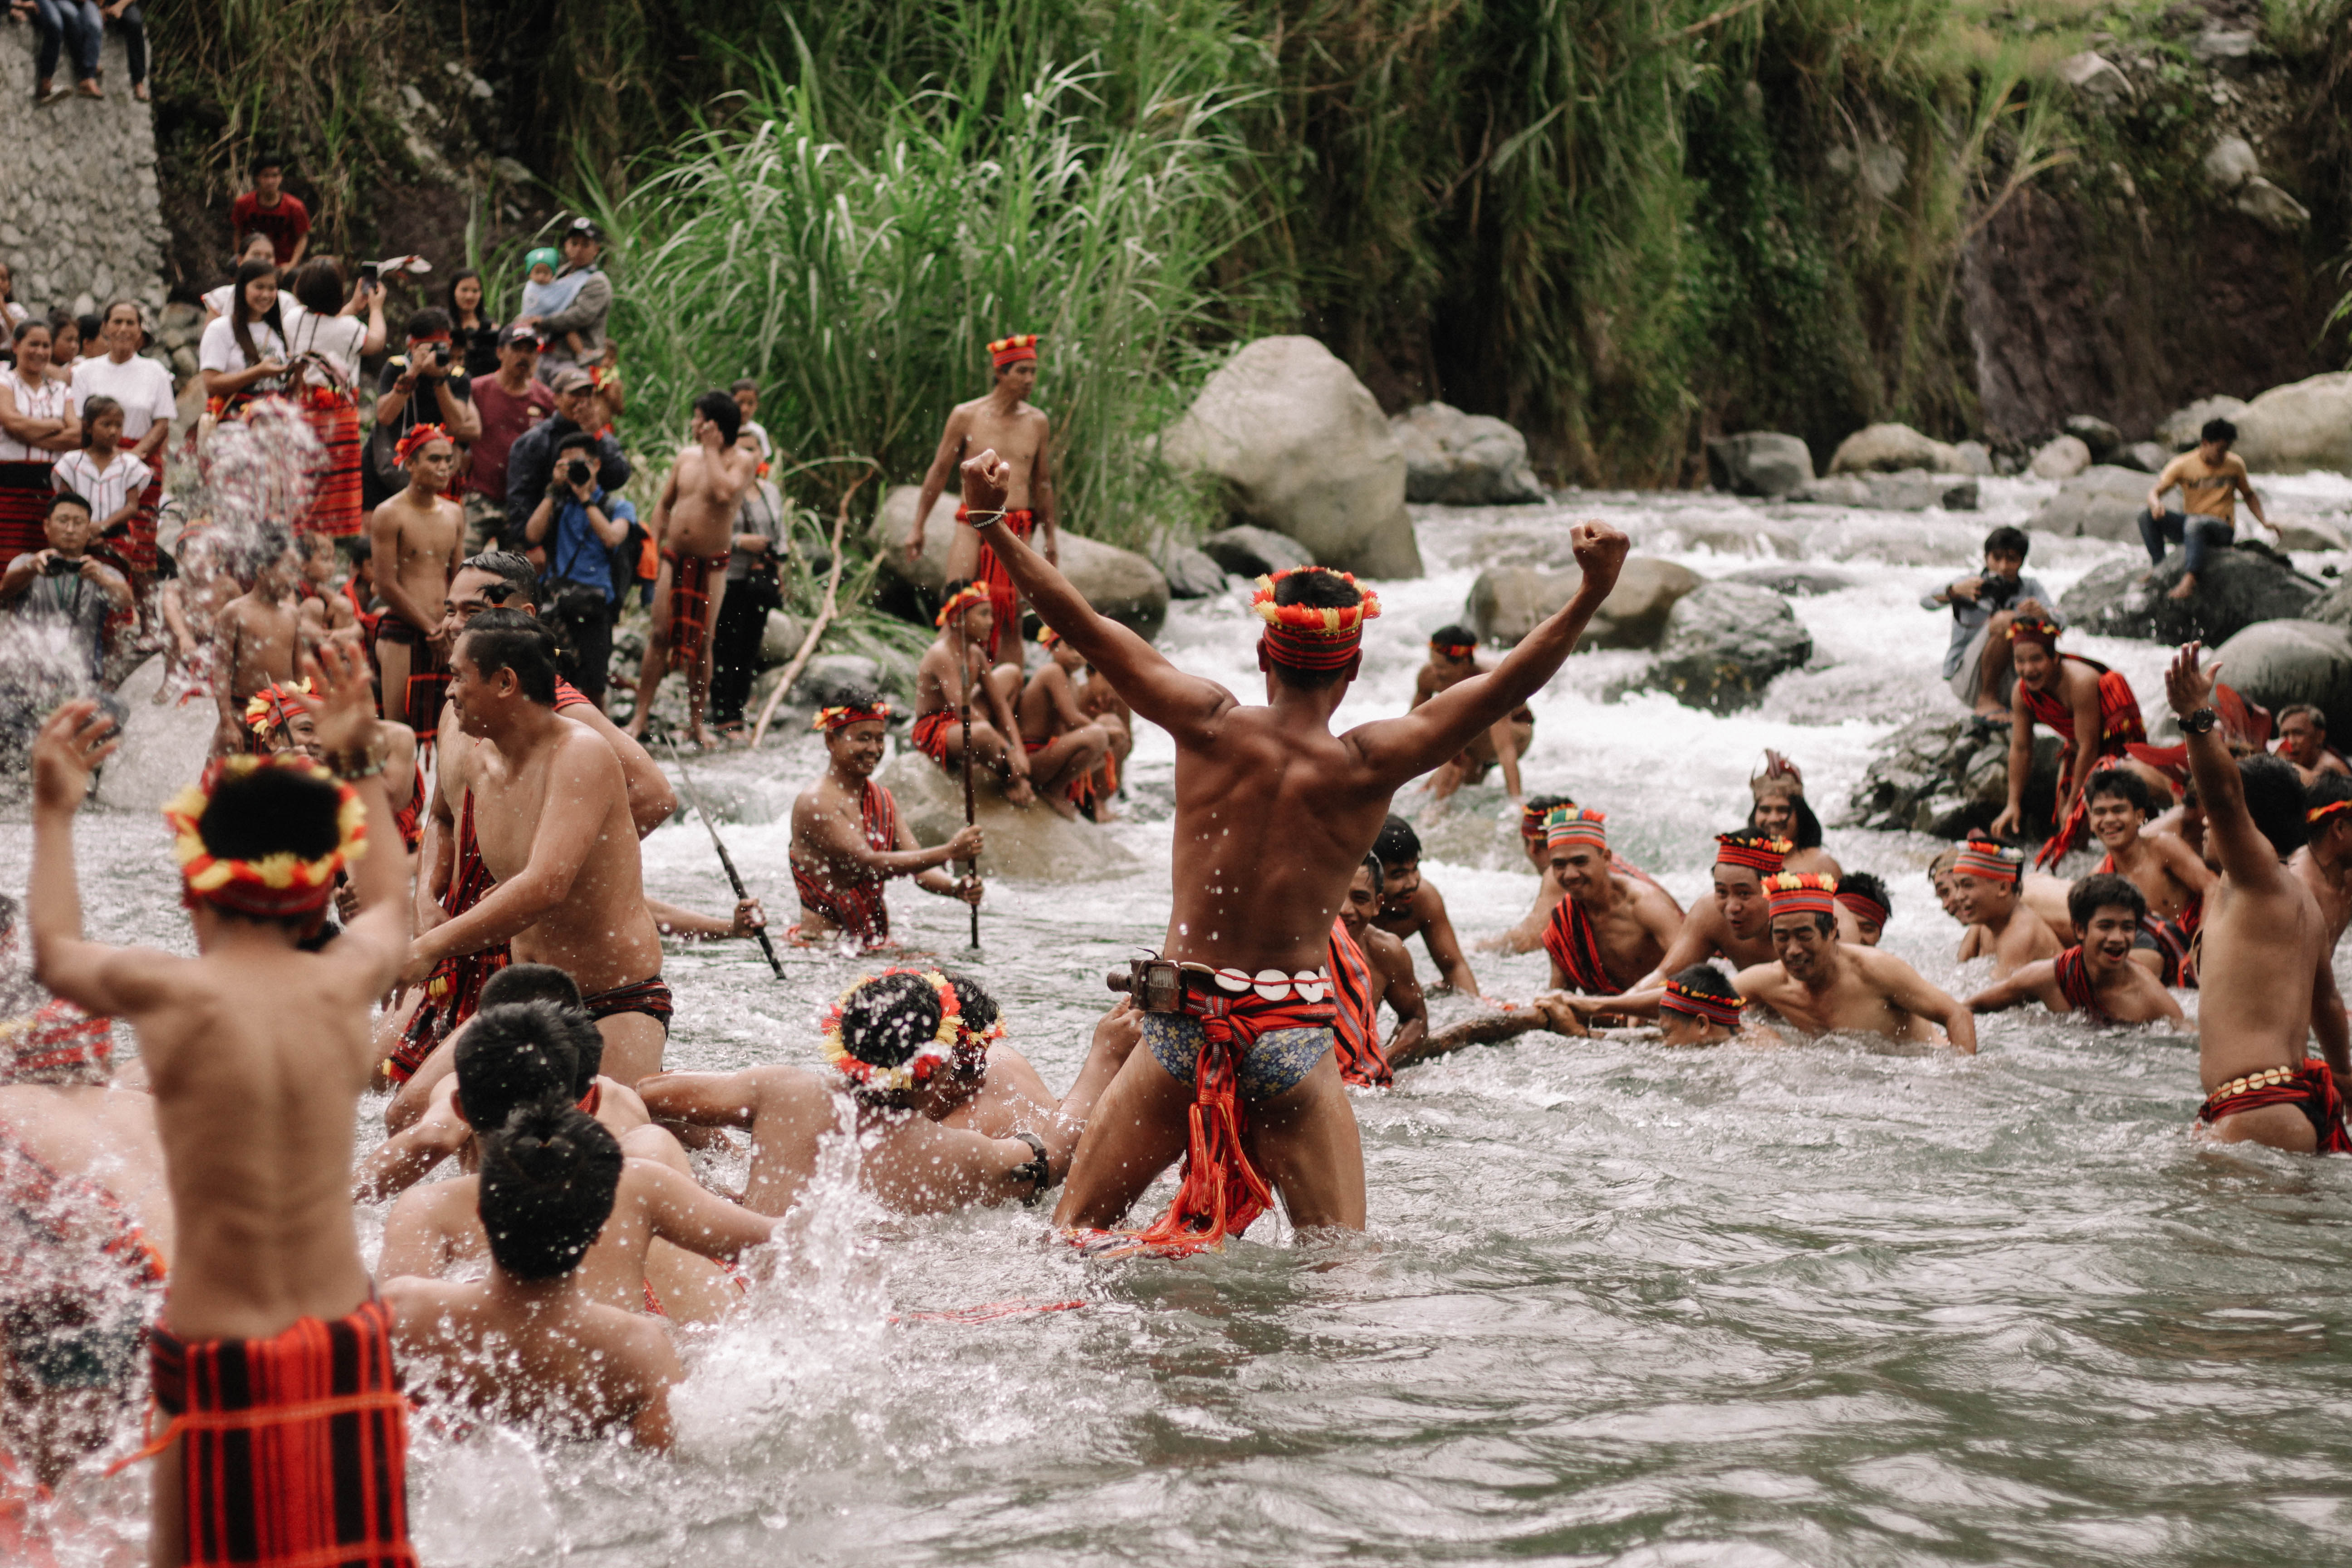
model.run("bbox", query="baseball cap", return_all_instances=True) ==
[551,367,595,393]
[564,217,603,241]
[498,323,543,349]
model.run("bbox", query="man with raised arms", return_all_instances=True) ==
[28,642,418,1566]
[1540,807,1683,996]
[1328,856,1428,1087]
[368,422,466,741]
[908,580,1041,808]
[906,333,1056,658]
[1735,875,1977,1051]
[1989,617,2148,865]
[400,610,672,1085]
[641,970,1136,1216]
[1016,627,1116,816]
[625,391,759,747]
[1948,841,2059,978]
[1965,874,2183,1026]
[1412,626,1532,804]
[789,694,983,948]
[954,447,1628,1247]
[2083,765,2210,985]
[2164,644,2352,1150]
[1370,815,1482,995]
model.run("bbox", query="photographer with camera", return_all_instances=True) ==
[1,491,131,684]
[367,308,480,511]
[1923,525,2061,719]
[504,368,630,551]
[524,431,637,710]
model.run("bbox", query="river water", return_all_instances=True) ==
[13,476,2352,1566]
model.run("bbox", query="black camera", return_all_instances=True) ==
[564,459,593,488]
[44,553,82,577]
[1975,574,2022,612]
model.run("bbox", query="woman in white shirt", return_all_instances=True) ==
[71,301,180,581]
[0,318,81,569]
[283,257,387,539]
[200,233,279,325]
[198,260,291,417]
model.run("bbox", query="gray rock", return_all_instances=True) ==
[2063,416,2124,461]
[1788,475,1875,507]
[759,610,808,666]
[2205,134,2260,190]
[2030,435,2093,480]
[1843,714,2064,838]
[2112,441,2171,474]
[2236,177,2310,234]
[1721,565,1857,596]
[1465,557,1701,648]
[789,653,886,708]
[1621,581,1813,714]
[2060,541,2320,646]
[2029,465,2156,541]
[2274,518,2350,553]
[1158,545,1228,599]
[2159,396,2249,451]
[1828,422,1965,475]
[2211,619,2352,740]
[1795,470,1975,511]
[868,485,1167,639]
[2301,578,2352,632]
[1705,431,1815,498]
[1390,402,1544,505]
[2233,373,2352,473]
[2057,49,2132,103]
[877,753,1140,883]
[1952,440,1996,476]
[2192,28,2257,73]
[1200,525,1314,579]
[1057,532,1171,642]
[1159,336,1423,578]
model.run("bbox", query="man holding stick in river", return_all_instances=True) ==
[951,447,1628,1250]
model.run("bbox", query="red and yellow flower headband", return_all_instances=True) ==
[163,755,366,919]
[989,333,1040,368]
[1661,976,1744,1029]
[935,582,991,629]
[1252,568,1382,671]
[822,968,962,1094]
[243,677,313,738]
[814,701,892,733]
[1764,872,1838,918]
[393,423,451,466]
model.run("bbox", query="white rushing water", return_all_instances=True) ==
[13,475,2352,1566]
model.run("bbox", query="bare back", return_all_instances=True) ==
[2200,872,2325,1088]
[0,1083,176,1263]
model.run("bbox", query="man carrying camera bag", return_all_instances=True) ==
[1921,524,2062,719]
[524,431,637,709]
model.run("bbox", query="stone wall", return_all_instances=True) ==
[0,25,167,317]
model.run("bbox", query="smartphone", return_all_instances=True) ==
[358,262,379,291]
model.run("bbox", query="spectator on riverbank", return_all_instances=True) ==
[447,268,502,379]
[98,0,146,100]
[230,154,310,269]
[0,261,23,332]
[2140,418,2273,603]
[366,307,479,510]
[52,395,146,580]
[1922,524,2059,720]
[0,493,130,682]
[505,367,627,547]
[0,318,80,571]
[71,300,173,581]
[524,218,613,383]
[201,234,278,324]
[197,259,290,418]
[524,430,633,708]
[732,379,771,463]
[43,310,79,376]
[708,460,788,738]
[285,257,386,539]
[26,0,101,105]
[463,325,554,551]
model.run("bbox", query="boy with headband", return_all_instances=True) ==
[1948,840,2058,978]
[1735,874,1977,1050]
[1539,807,1682,995]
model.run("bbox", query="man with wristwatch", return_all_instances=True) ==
[2170,645,2352,1152]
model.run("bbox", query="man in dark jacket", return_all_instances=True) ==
[505,368,629,547]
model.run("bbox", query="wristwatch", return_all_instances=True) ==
[2181,708,2220,736]
[1009,1130,1050,1203]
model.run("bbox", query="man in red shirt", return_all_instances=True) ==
[464,326,557,551]
[228,156,311,269]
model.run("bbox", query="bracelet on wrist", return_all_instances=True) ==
[962,509,1004,528]
[325,742,389,781]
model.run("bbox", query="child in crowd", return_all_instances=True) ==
[51,396,145,575]
[1921,525,2059,719]
[519,247,589,366]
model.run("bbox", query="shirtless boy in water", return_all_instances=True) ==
[2166,646,2352,1151]
[628,392,757,746]
[907,334,1057,655]
[789,696,982,949]
[2294,774,2352,1044]
[910,583,1039,807]
[1412,627,1532,803]
[1539,808,1683,996]
[958,447,1628,1242]
[1331,857,1427,1078]
[1949,841,2059,978]
[1734,875,1977,1051]
[29,641,418,1566]
[1964,873,2182,1026]
[1016,629,1114,815]
[400,611,671,1084]
[1371,815,1481,995]
[369,426,465,738]
[208,531,313,755]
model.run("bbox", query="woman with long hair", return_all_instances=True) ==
[201,234,279,324]
[446,268,502,379]
[197,260,290,419]
[285,257,386,537]
[0,320,81,570]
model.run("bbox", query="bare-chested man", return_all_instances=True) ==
[1327,856,1428,1086]
[956,447,1629,1246]
[1949,841,2059,978]
[2080,765,2210,985]
[385,1103,683,1450]
[1735,875,1977,1051]
[2163,645,2351,1151]
[400,610,672,1085]
[910,581,1040,808]
[640,971,1135,1216]
[1413,627,1533,804]
[1371,815,1481,995]
[2294,775,2352,1057]
[207,529,313,755]
[2275,704,2350,784]
[789,695,982,949]
[1965,873,2183,1027]
[1485,794,1665,955]
[1073,653,1133,819]
[29,642,419,1564]
[907,334,1056,658]
[1016,627,1114,817]
[1539,808,1683,996]
[627,391,757,746]
[1638,831,1791,984]
[368,423,465,740]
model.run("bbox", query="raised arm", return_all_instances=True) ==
[2169,644,2290,892]
[956,450,1232,742]
[1348,522,1628,789]
[27,703,184,1017]
[302,641,412,1001]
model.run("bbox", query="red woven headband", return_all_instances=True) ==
[393,423,451,466]
[2007,617,2062,651]
[1254,569,1382,672]
[1836,888,1890,928]
[989,333,1039,368]
[1715,833,1791,874]
[814,702,891,732]
[1765,873,1838,918]
[1953,843,2022,882]
[1661,978,1744,1029]
[1430,638,1477,659]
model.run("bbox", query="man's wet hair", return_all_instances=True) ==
[455,1001,579,1131]
[1669,965,1740,1005]
[461,608,560,705]
[1749,791,1823,849]
[243,524,296,582]
[1430,623,1477,651]
[477,966,603,1094]
[196,766,344,926]
[839,971,949,1084]
[2068,872,2147,931]
[943,972,999,1039]
[1373,814,1421,867]
[2202,417,2237,446]
[2279,703,2328,734]
[1983,525,2029,560]
[1841,870,1891,922]
[47,490,90,520]
[2085,767,2154,818]
[2239,754,2308,858]
[1358,853,1383,895]
[693,389,743,445]
[459,550,539,609]
[2306,772,2352,824]
[479,1102,622,1281]
[1264,569,1364,690]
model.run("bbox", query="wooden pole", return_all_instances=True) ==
[661,734,785,980]
[955,611,981,951]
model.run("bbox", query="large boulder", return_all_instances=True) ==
[877,753,1140,883]
[1157,545,1228,599]
[2159,395,2249,451]
[2303,577,2352,632]
[1791,470,1976,511]
[1842,715,2063,838]
[1622,581,1813,714]
[2274,517,2350,553]
[759,610,809,666]
[789,653,886,707]
[1827,422,1965,475]
[1159,337,1423,578]
[869,485,1168,640]
[1466,558,1701,648]
[2060,541,2321,646]
[1390,402,1544,505]
[1705,432,1814,498]
[1722,564,1856,596]
[2029,465,2155,541]
[2063,416,2124,462]
[2230,374,2352,473]
[1199,525,1313,578]
[2211,620,2352,740]
[2029,435,2092,480]
[2113,441,2171,474]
